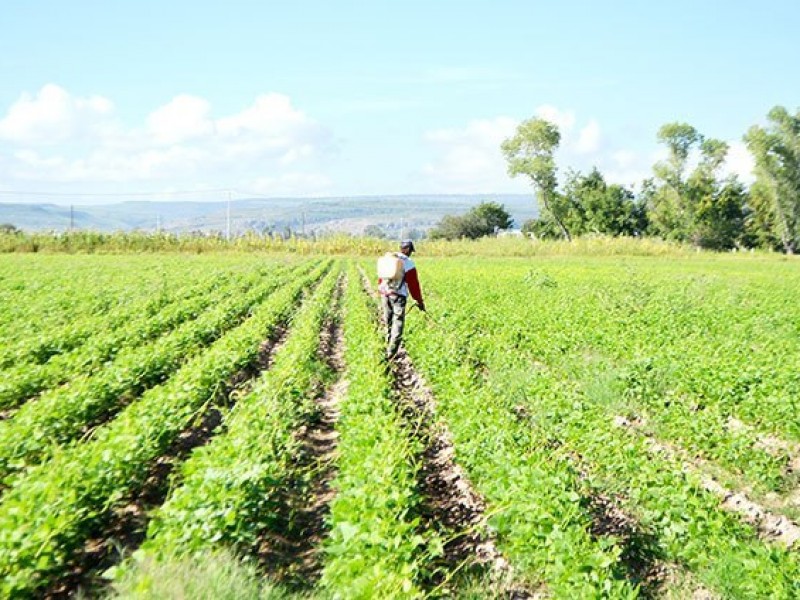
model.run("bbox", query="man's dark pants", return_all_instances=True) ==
[382,293,407,358]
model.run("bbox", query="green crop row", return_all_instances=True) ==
[408,258,800,598]
[126,265,340,575]
[317,265,429,599]
[0,265,283,410]
[0,255,213,350]
[422,258,800,498]
[397,307,638,594]
[0,261,232,371]
[0,260,329,596]
[0,262,313,486]
[509,363,800,598]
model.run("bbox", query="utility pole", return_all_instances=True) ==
[226,191,232,241]
[301,207,306,237]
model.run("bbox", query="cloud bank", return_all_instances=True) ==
[0,84,333,196]
[0,86,757,199]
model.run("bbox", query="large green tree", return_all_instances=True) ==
[744,106,800,254]
[649,122,746,249]
[649,123,704,241]
[561,168,647,237]
[501,118,572,240]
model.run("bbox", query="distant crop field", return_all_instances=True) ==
[0,252,798,598]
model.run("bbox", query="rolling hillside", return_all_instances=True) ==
[0,194,537,236]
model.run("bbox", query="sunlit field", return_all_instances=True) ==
[0,244,797,598]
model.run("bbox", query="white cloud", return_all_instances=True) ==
[421,106,610,193]
[0,85,333,192]
[147,94,213,144]
[576,119,601,154]
[0,84,115,144]
[534,105,576,132]
[722,141,755,184]
[420,106,747,195]
[421,116,527,193]
[606,141,756,189]
[424,117,517,146]
[612,150,637,169]
[216,94,312,138]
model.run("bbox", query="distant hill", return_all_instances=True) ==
[0,194,538,237]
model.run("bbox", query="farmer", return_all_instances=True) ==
[379,239,425,359]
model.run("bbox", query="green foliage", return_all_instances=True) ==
[522,169,647,240]
[110,549,291,600]
[0,229,730,259]
[471,201,513,231]
[502,117,572,240]
[563,168,648,237]
[428,201,513,240]
[405,302,638,596]
[0,261,330,596]
[122,267,339,580]
[649,122,748,249]
[409,257,800,597]
[658,122,703,164]
[319,265,427,598]
[363,224,387,238]
[0,251,799,597]
[0,263,314,483]
[0,230,391,255]
[0,267,277,410]
[744,105,800,254]
[693,178,748,250]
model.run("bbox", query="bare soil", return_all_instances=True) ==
[388,348,535,597]
[568,455,669,597]
[357,267,533,596]
[614,415,800,549]
[725,416,800,505]
[256,275,347,588]
[726,416,800,469]
[512,411,668,597]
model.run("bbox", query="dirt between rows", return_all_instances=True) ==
[563,447,671,597]
[44,324,293,599]
[614,415,800,549]
[357,270,534,597]
[512,404,687,598]
[256,275,348,588]
[388,348,535,598]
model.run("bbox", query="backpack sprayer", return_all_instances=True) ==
[377,249,440,327]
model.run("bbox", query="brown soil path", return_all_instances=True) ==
[358,268,534,596]
[256,275,348,587]
[614,415,800,549]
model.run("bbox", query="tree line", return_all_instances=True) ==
[432,105,799,253]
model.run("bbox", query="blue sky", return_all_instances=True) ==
[0,0,798,204]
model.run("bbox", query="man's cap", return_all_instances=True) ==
[400,239,415,252]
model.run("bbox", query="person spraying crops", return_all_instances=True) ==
[377,239,425,359]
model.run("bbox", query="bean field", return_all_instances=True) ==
[0,252,799,599]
